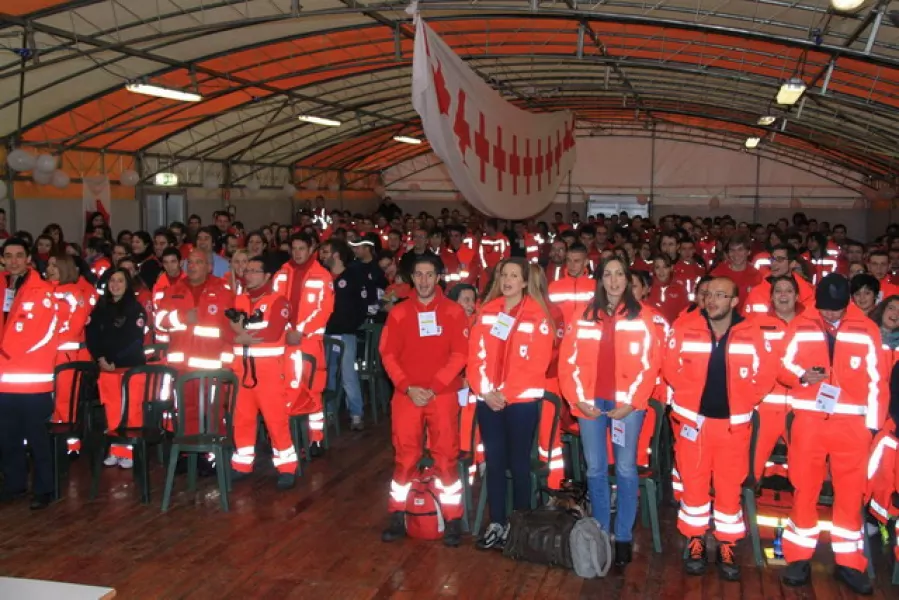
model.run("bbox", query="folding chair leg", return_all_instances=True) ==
[161,444,180,512]
[862,508,874,579]
[214,447,229,512]
[458,462,472,534]
[369,381,379,426]
[52,437,63,501]
[640,485,650,529]
[187,453,198,492]
[135,442,151,505]
[644,480,662,553]
[89,437,108,500]
[473,467,488,537]
[743,487,765,567]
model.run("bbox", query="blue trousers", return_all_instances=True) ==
[578,399,645,542]
[0,392,54,496]
[476,400,539,525]
[325,334,364,418]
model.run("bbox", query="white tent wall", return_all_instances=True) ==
[383,138,873,239]
[15,198,140,244]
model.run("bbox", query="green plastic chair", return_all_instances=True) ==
[472,392,561,536]
[289,352,317,467]
[161,369,239,512]
[49,361,98,500]
[143,343,169,363]
[357,323,388,422]
[90,364,179,504]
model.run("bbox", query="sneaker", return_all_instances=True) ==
[684,536,707,576]
[309,442,324,458]
[381,511,406,542]
[833,565,873,596]
[118,458,134,470]
[715,541,740,581]
[350,416,364,431]
[103,456,119,467]
[614,541,633,567]
[476,522,507,551]
[276,473,296,491]
[443,518,463,548]
[781,560,811,587]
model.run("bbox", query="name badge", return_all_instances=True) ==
[457,389,469,407]
[3,288,14,312]
[418,311,440,337]
[680,416,704,443]
[815,383,841,414]
[490,312,516,340]
[611,419,626,447]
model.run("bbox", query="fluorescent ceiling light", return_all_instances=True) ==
[126,83,202,102]
[393,136,422,145]
[830,0,864,12]
[757,116,776,126]
[745,137,761,149]
[298,115,342,127]
[776,78,806,106]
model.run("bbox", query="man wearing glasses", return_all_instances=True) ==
[664,277,772,581]
[742,244,815,316]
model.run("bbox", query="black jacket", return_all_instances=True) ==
[325,262,370,335]
[86,295,147,369]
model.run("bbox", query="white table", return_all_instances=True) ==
[0,577,115,599]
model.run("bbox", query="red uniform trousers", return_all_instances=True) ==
[675,418,750,543]
[53,348,91,452]
[98,370,154,460]
[867,430,899,561]
[459,391,484,485]
[389,391,463,519]
[232,359,297,475]
[538,378,566,490]
[753,403,789,481]
[669,414,684,502]
[287,336,327,444]
[782,414,870,571]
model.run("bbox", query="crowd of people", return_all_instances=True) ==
[0,197,897,592]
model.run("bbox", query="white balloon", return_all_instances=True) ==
[282,182,296,196]
[328,182,340,192]
[119,169,140,187]
[0,180,7,200]
[33,169,52,185]
[35,153,57,173]
[304,179,319,191]
[7,149,36,172]
[51,169,70,188]
[202,175,219,190]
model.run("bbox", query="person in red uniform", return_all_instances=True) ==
[558,256,663,566]
[867,250,899,301]
[152,247,186,344]
[673,237,705,301]
[665,277,773,581]
[743,244,814,317]
[547,242,593,324]
[647,254,689,323]
[544,239,567,284]
[229,255,298,490]
[477,219,510,293]
[711,236,762,311]
[446,225,480,288]
[48,255,96,454]
[778,274,882,595]
[748,275,801,481]
[469,258,555,551]
[277,232,334,456]
[379,254,469,547]
[0,238,60,509]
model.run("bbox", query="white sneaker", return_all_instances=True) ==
[118,458,134,469]
[103,455,118,467]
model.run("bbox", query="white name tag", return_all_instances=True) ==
[490,312,516,340]
[681,424,699,442]
[611,419,626,447]
[3,288,14,313]
[418,311,440,337]
[457,389,469,407]
[815,383,841,414]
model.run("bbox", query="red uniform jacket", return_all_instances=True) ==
[380,288,469,395]
[742,274,815,317]
[647,280,689,324]
[54,280,95,353]
[155,277,235,370]
[547,273,594,325]
[710,262,762,311]
[0,269,59,393]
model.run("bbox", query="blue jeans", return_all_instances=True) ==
[326,334,364,418]
[578,399,645,542]
[476,400,539,525]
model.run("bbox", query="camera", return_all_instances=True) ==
[224,308,264,328]
[224,308,247,324]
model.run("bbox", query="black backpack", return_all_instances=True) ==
[503,506,578,568]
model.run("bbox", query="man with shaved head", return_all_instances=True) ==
[663,276,772,581]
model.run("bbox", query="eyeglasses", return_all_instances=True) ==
[709,292,733,300]
[771,256,789,262]
[244,268,265,274]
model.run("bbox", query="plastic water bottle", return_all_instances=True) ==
[773,527,784,559]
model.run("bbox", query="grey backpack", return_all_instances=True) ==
[569,517,613,578]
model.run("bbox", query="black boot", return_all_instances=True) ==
[715,542,740,581]
[381,511,406,542]
[614,541,633,567]
[834,565,873,596]
[781,560,811,587]
[276,473,296,491]
[29,493,52,510]
[309,442,324,458]
[443,518,463,547]
[684,536,707,576]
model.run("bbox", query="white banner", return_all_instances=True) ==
[82,175,111,227]
[411,16,577,220]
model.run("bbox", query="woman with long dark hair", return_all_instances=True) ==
[86,268,147,468]
[130,230,161,289]
[559,256,662,566]
[468,257,556,551]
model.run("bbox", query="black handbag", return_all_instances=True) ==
[503,506,578,568]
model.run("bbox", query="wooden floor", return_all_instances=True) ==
[0,422,896,600]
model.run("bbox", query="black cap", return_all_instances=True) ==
[815,273,850,311]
